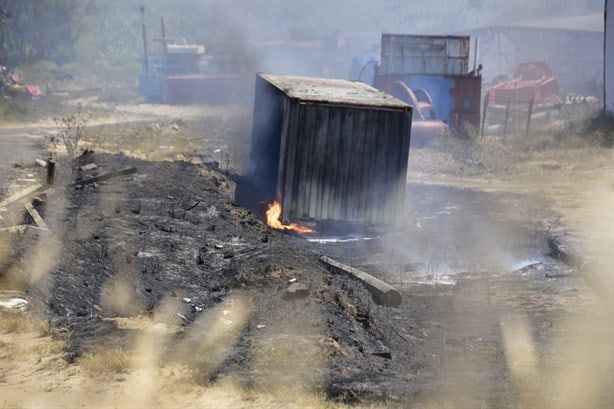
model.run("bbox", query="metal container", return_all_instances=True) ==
[374,34,481,132]
[380,34,470,75]
[373,73,482,129]
[245,73,412,226]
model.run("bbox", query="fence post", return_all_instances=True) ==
[525,98,534,138]
[47,159,56,185]
[503,99,511,138]
[480,94,489,138]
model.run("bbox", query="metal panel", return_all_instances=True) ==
[380,34,470,75]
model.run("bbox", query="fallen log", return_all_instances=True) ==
[72,167,137,187]
[320,255,402,307]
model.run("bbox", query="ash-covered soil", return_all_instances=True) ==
[3,146,610,407]
[1,96,612,407]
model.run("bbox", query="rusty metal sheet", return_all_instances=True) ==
[380,34,470,75]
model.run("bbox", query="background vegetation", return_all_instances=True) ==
[0,0,604,79]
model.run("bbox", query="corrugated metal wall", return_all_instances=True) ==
[277,99,412,225]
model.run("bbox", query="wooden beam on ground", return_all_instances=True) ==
[0,225,50,235]
[0,184,43,210]
[320,255,402,307]
[24,202,49,230]
[72,167,137,186]
[78,163,98,171]
[0,225,28,234]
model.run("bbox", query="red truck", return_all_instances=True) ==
[486,61,561,106]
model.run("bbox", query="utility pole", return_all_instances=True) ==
[606,0,613,112]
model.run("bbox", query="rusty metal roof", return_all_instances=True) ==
[258,73,409,108]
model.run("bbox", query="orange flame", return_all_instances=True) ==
[266,201,315,234]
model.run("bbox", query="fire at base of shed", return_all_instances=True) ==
[236,73,413,233]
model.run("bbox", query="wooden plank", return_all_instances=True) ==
[319,108,331,220]
[305,104,319,218]
[307,104,320,219]
[277,98,291,210]
[27,225,51,234]
[78,163,98,171]
[360,109,376,222]
[0,225,50,234]
[337,109,354,221]
[374,110,392,224]
[389,109,405,224]
[395,109,412,223]
[295,105,309,218]
[0,184,43,210]
[325,108,343,221]
[0,225,27,234]
[385,110,403,223]
[282,98,300,222]
[361,109,376,223]
[288,101,302,219]
[313,105,330,220]
[24,203,49,230]
[349,109,367,221]
[372,110,385,223]
[72,167,136,186]
[320,256,402,307]
[382,110,398,224]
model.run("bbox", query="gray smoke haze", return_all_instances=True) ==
[118,0,604,80]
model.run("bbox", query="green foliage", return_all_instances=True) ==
[0,96,26,119]
[0,0,248,72]
[0,0,92,65]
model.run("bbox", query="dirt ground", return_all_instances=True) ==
[0,93,612,409]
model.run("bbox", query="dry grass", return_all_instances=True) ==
[0,309,48,335]
[77,345,132,376]
[0,338,17,361]
[409,108,612,183]
[29,338,66,356]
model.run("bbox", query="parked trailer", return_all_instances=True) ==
[238,73,412,227]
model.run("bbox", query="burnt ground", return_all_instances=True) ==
[1,104,613,408]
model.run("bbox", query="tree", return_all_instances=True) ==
[0,0,92,65]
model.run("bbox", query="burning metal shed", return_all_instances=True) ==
[243,73,412,227]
